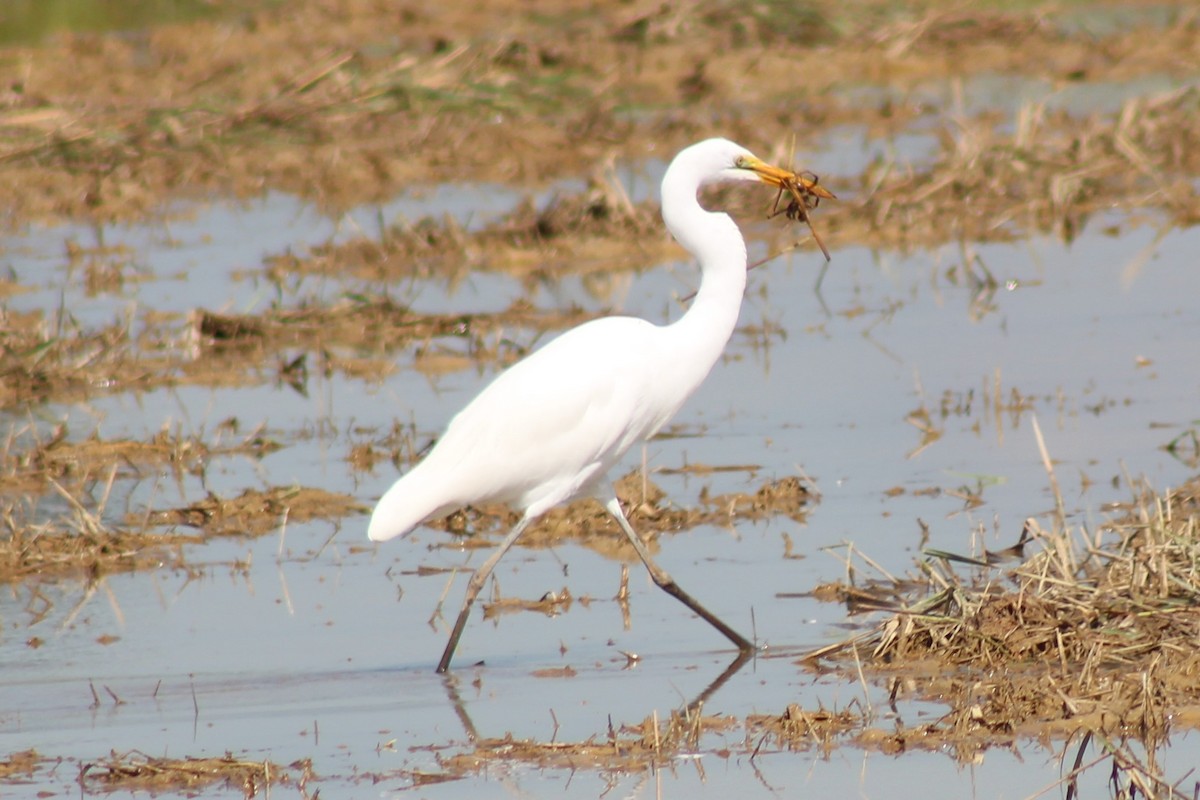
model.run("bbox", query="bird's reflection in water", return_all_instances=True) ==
[437,649,752,749]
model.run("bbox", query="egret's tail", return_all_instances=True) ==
[367,469,446,542]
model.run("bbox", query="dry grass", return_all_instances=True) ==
[0,420,365,583]
[142,485,366,538]
[400,476,1200,797]
[81,751,312,798]
[0,293,601,413]
[856,478,1200,730]
[431,707,743,778]
[1,0,1198,227]
[788,474,1200,795]
[424,470,810,566]
[0,749,316,798]
[839,87,1200,250]
[0,749,43,782]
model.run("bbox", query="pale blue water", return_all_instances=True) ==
[2,100,1198,796]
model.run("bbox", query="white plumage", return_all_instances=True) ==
[369,138,800,672]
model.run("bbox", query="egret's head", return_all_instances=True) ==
[672,138,832,198]
[660,137,834,256]
[724,152,792,188]
[669,138,783,189]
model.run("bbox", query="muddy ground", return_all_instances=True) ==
[2,0,1200,796]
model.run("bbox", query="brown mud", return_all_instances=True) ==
[2,0,1200,796]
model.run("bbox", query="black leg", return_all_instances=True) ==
[603,496,753,652]
[436,516,531,673]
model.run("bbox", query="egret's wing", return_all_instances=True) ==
[426,317,664,510]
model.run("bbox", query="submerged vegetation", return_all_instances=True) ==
[384,476,1200,797]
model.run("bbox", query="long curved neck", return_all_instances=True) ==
[661,185,748,374]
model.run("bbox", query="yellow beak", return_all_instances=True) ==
[739,155,836,200]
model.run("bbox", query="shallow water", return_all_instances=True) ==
[2,135,1199,796]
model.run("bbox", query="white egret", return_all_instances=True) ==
[369,138,824,673]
